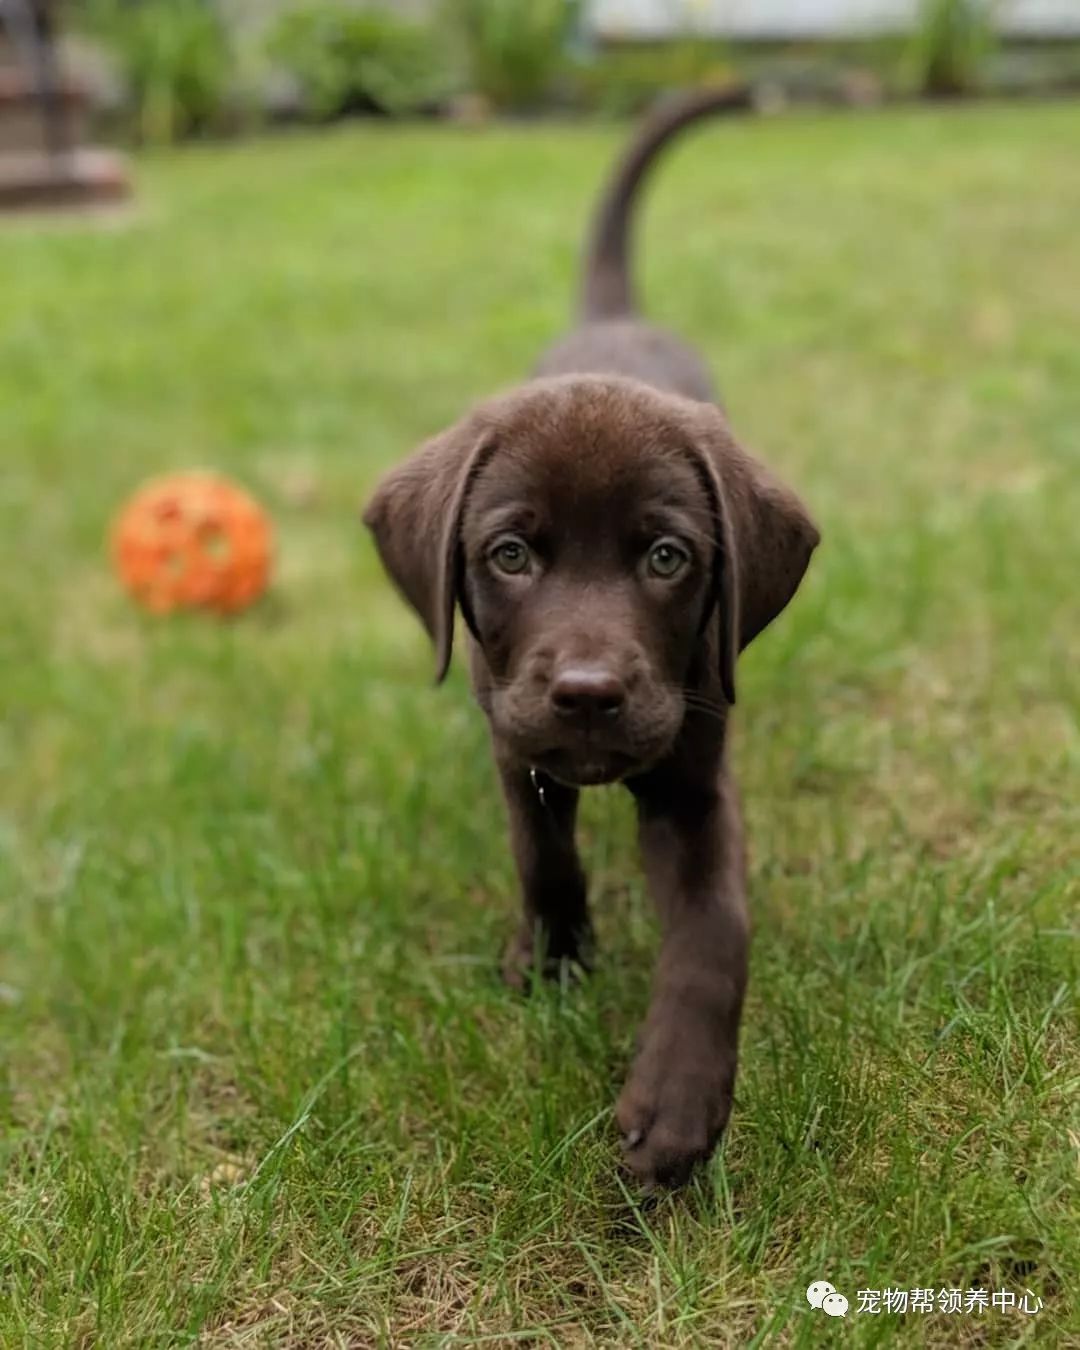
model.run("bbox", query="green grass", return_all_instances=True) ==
[1,103,1078,1346]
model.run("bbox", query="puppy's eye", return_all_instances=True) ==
[646,538,690,579]
[489,536,531,575]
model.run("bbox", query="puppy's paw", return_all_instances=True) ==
[615,1024,734,1189]
[501,922,594,992]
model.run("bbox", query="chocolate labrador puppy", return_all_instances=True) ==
[365,90,819,1187]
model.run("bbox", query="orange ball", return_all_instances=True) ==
[111,473,273,615]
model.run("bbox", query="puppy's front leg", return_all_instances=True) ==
[619,762,749,1187]
[496,759,594,989]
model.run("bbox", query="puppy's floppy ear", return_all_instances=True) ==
[363,414,491,683]
[686,403,820,705]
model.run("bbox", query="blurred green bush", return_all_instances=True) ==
[570,39,738,116]
[264,4,453,119]
[82,0,232,144]
[441,0,580,111]
[905,0,996,96]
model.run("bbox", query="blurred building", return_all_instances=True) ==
[587,0,1080,39]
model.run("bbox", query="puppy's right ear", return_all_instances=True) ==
[363,415,491,683]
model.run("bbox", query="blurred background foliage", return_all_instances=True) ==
[80,0,234,143]
[63,0,1080,144]
[905,0,998,97]
[263,4,452,119]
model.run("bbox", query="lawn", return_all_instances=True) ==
[1,102,1078,1347]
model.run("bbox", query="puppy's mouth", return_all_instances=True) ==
[532,748,638,788]
[490,688,684,788]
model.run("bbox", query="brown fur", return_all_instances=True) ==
[364,91,819,1187]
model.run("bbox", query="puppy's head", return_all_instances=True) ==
[364,376,818,787]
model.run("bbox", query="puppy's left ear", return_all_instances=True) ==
[363,413,491,683]
[686,403,820,705]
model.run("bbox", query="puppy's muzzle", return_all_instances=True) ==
[528,660,658,787]
[549,663,626,727]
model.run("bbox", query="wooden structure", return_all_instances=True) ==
[0,0,129,210]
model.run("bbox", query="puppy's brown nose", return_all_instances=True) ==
[550,666,626,720]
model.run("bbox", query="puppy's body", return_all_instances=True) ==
[537,318,716,402]
[366,90,819,1187]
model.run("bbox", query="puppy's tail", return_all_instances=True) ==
[580,84,752,323]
